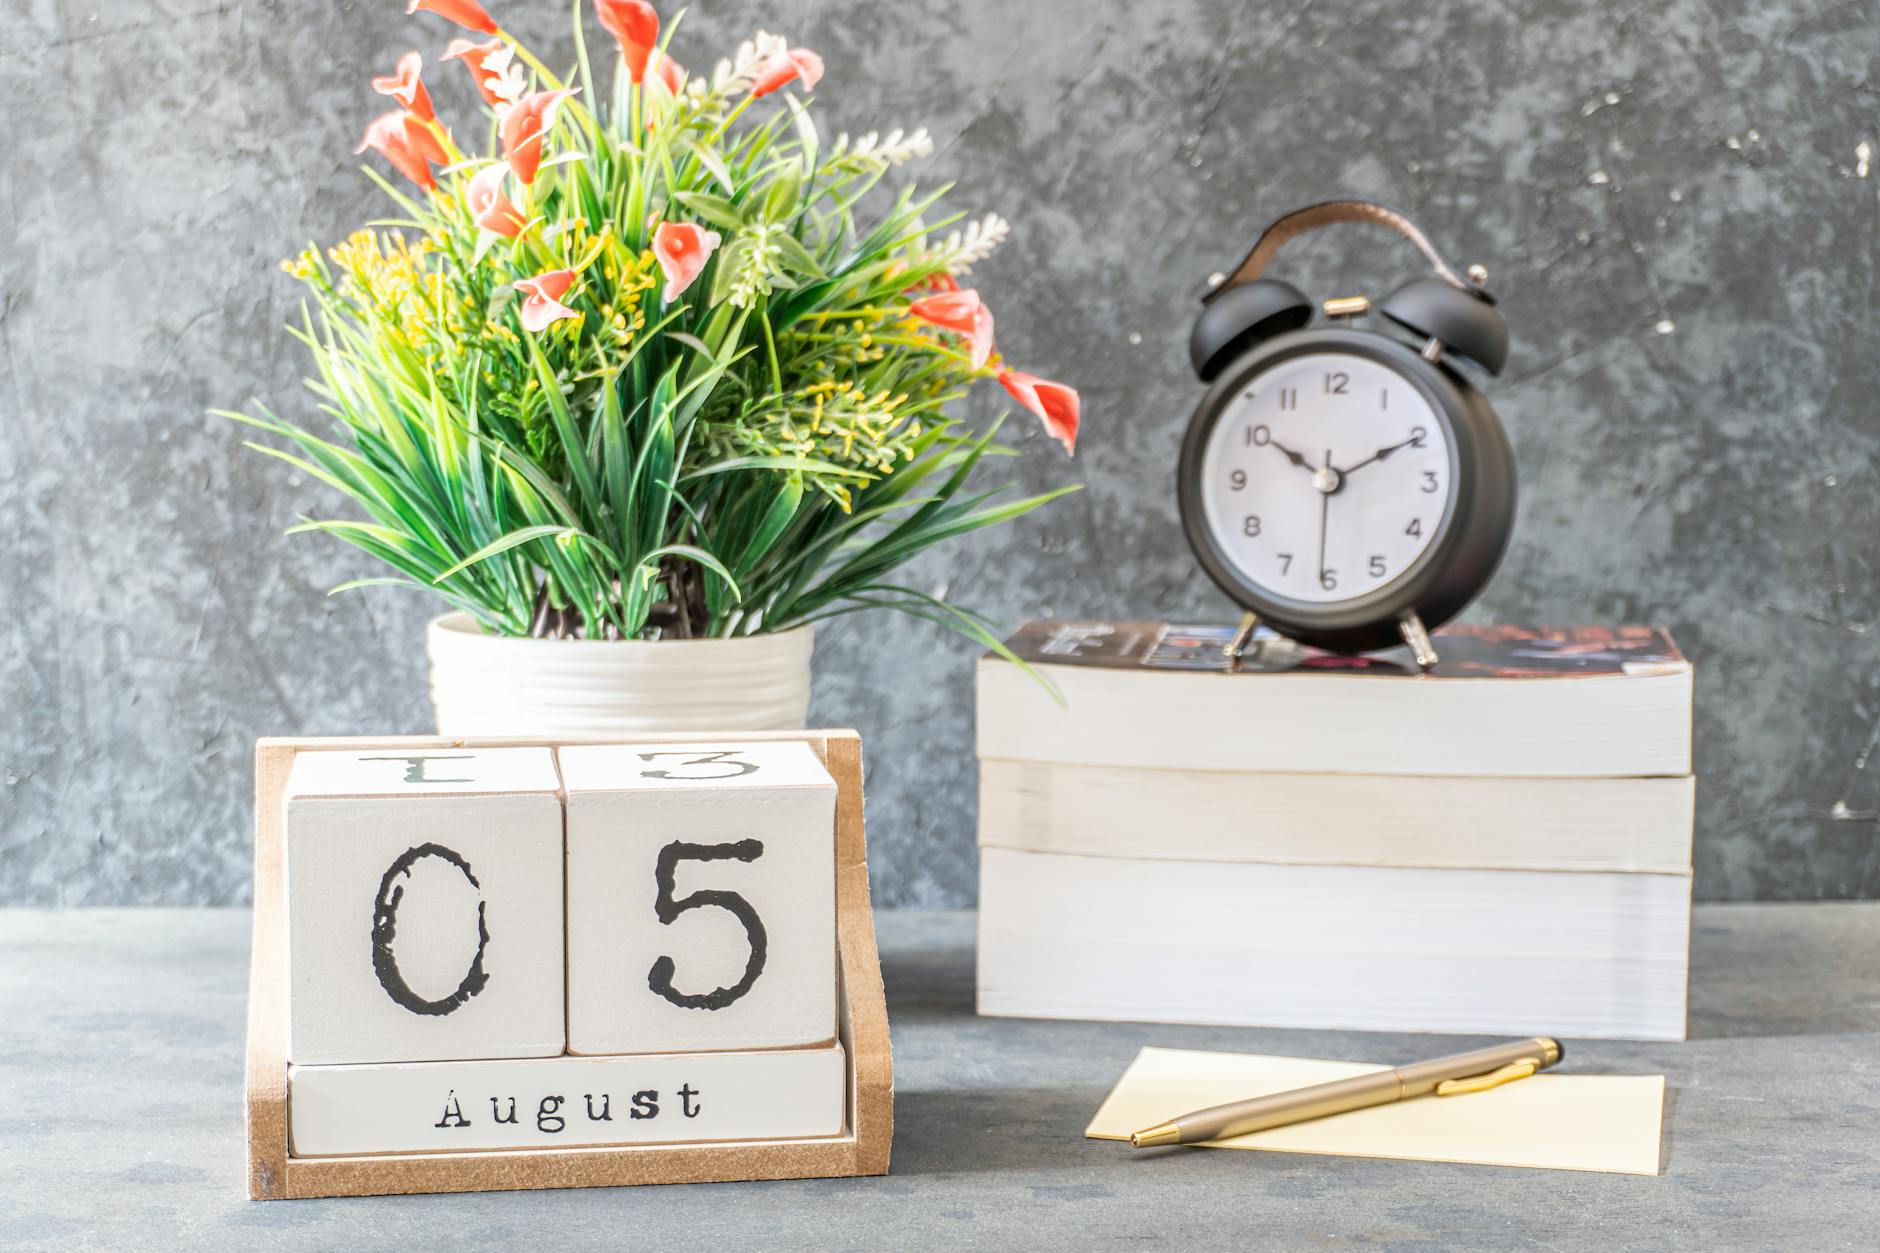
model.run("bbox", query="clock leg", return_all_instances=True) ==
[1399,612,1439,669]
[1224,611,1260,669]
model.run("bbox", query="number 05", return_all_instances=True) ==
[647,839,769,1011]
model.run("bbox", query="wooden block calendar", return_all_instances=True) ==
[245,731,891,1200]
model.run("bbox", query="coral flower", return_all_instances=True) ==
[355,111,447,190]
[406,0,498,35]
[371,52,434,122]
[653,221,721,302]
[652,52,684,95]
[466,163,526,237]
[999,369,1081,455]
[595,0,659,83]
[909,289,995,368]
[442,37,506,105]
[516,269,580,333]
[750,46,824,98]
[641,55,685,134]
[500,88,575,184]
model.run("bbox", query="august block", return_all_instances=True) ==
[284,748,566,1065]
[288,1043,849,1156]
[559,742,838,1054]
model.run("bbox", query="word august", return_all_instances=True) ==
[436,1084,706,1134]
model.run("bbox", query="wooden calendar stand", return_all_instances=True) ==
[245,730,892,1200]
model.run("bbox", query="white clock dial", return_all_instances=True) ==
[1198,352,1453,605]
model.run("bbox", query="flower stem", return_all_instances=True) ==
[500,31,566,90]
[759,298,785,395]
[499,28,599,132]
[791,331,986,371]
[797,306,905,321]
[422,117,468,167]
[706,95,755,147]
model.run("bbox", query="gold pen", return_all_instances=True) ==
[1130,1036,1564,1148]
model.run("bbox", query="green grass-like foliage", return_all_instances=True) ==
[223,5,1076,652]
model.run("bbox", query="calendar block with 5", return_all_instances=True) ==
[283,748,566,1065]
[560,741,838,1054]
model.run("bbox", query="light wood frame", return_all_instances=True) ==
[245,730,891,1199]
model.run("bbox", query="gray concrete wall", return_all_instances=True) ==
[2,0,1875,905]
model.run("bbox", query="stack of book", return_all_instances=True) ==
[974,621,1694,1041]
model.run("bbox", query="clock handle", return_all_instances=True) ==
[1206,200,1490,305]
[1399,612,1439,670]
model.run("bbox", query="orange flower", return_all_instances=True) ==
[355,111,447,190]
[500,88,575,184]
[406,0,498,35]
[639,53,685,133]
[516,269,580,332]
[999,370,1080,454]
[595,0,659,83]
[653,221,721,302]
[371,52,434,122]
[652,51,684,95]
[909,289,994,368]
[442,37,506,106]
[750,46,823,98]
[466,163,526,237]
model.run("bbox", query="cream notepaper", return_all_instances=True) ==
[1087,1048,1664,1175]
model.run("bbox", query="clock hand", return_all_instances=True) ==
[1268,439,1317,472]
[1338,434,1421,478]
[1317,448,1331,583]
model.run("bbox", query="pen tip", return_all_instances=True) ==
[1130,1123,1182,1149]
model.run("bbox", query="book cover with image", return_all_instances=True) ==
[998,620,1688,679]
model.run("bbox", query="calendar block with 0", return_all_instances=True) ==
[283,747,566,1066]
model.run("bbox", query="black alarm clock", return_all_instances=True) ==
[1177,200,1516,668]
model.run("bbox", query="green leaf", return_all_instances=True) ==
[763,169,802,221]
[635,408,676,556]
[708,236,755,306]
[327,577,426,596]
[736,474,803,572]
[672,191,747,231]
[787,96,820,172]
[681,454,870,482]
[676,137,736,194]
[640,543,742,600]
[431,524,576,583]
[525,336,602,521]
[769,231,827,280]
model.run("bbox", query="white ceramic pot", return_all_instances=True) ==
[425,612,815,735]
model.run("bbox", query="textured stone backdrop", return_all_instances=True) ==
[2,0,1876,905]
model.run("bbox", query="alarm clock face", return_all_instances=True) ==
[1195,350,1457,606]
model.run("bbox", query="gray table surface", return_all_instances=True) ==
[2,905,1878,1251]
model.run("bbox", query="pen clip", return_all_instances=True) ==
[1434,1057,1539,1097]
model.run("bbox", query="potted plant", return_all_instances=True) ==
[225,0,1081,734]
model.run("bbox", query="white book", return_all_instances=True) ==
[289,1043,848,1157]
[978,760,1695,874]
[977,848,1690,1040]
[977,622,1693,778]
